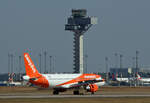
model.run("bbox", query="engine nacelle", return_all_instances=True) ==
[86,84,98,92]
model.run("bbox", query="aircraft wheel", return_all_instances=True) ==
[91,92,94,95]
[73,90,79,95]
[53,90,59,95]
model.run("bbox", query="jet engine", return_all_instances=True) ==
[86,84,98,93]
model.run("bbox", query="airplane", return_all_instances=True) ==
[136,73,150,83]
[23,53,105,95]
[115,74,135,83]
[116,77,129,83]
[9,81,22,86]
[114,73,130,83]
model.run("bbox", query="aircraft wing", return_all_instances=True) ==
[69,79,104,88]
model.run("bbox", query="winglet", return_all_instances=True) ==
[24,53,41,78]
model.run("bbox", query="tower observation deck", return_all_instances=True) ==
[65,9,97,73]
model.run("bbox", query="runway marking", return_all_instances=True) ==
[1,95,150,98]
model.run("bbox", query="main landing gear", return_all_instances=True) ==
[91,92,94,95]
[53,90,59,95]
[73,90,80,95]
[53,88,67,95]
[53,89,95,95]
[53,90,80,95]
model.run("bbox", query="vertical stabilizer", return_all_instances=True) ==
[24,53,40,78]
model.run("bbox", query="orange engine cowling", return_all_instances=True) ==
[86,84,98,92]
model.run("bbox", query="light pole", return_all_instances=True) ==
[49,56,52,73]
[39,53,42,73]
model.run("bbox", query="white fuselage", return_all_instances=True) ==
[138,78,150,83]
[116,77,136,83]
[42,74,105,88]
[116,78,129,82]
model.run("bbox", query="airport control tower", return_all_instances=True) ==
[65,9,97,73]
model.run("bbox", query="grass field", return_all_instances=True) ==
[0,86,150,103]
[1,86,150,94]
[0,97,150,103]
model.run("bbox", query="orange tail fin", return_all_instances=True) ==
[24,53,41,78]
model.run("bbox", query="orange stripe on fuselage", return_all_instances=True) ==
[56,74,100,87]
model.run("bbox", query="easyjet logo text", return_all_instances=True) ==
[25,54,36,73]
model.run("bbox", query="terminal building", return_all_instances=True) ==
[110,67,150,78]
[139,68,150,73]
[110,68,150,77]
[110,68,132,77]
